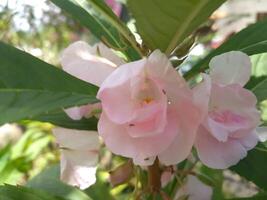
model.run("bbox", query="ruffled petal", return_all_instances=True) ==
[53,128,100,150]
[97,59,147,124]
[210,84,260,135]
[53,128,100,189]
[209,51,251,86]
[158,102,201,165]
[61,41,118,87]
[60,150,97,189]
[98,109,178,165]
[193,74,211,120]
[195,126,248,169]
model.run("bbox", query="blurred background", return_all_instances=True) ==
[0,0,266,198]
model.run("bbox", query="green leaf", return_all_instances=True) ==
[128,0,226,54]
[50,0,142,61]
[0,185,64,200]
[251,53,267,77]
[184,18,267,80]
[229,193,267,200]
[249,76,267,102]
[245,53,267,102]
[31,110,98,131]
[0,42,98,125]
[27,165,92,200]
[230,143,267,191]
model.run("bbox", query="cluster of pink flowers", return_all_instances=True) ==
[53,41,260,189]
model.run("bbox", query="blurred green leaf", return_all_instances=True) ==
[197,165,223,200]
[249,76,267,102]
[229,193,267,200]
[230,143,267,191]
[185,18,267,80]
[84,171,114,200]
[0,42,98,125]
[128,0,225,54]
[251,53,267,77]
[0,185,64,200]
[27,165,92,200]
[0,128,52,184]
[51,0,142,61]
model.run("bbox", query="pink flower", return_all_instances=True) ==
[97,49,201,166]
[193,51,260,169]
[52,41,124,188]
[61,41,202,166]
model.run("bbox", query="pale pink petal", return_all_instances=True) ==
[195,126,248,169]
[158,102,201,165]
[53,128,100,189]
[53,128,100,151]
[209,51,251,86]
[127,90,167,138]
[97,59,147,124]
[60,150,97,189]
[193,74,211,120]
[239,130,258,150]
[146,50,191,103]
[175,175,213,200]
[93,43,125,66]
[205,117,229,142]
[64,107,83,120]
[61,41,117,87]
[210,84,260,134]
[98,109,178,165]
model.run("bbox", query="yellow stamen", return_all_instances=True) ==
[143,97,153,104]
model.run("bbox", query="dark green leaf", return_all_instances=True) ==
[184,18,267,80]
[0,42,98,125]
[0,185,64,200]
[229,193,267,200]
[249,76,267,102]
[51,0,142,61]
[31,110,98,131]
[128,0,226,54]
[230,143,267,190]
[27,165,92,200]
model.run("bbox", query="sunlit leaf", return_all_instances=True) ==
[128,0,226,54]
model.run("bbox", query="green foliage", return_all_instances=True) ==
[0,125,52,185]
[0,42,98,125]
[0,185,64,200]
[184,18,267,80]
[27,165,93,200]
[230,143,267,191]
[128,0,225,54]
[51,0,142,61]
[32,110,98,131]
[229,193,267,200]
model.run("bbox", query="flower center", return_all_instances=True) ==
[143,97,154,104]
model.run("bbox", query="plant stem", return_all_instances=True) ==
[148,158,161,194]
